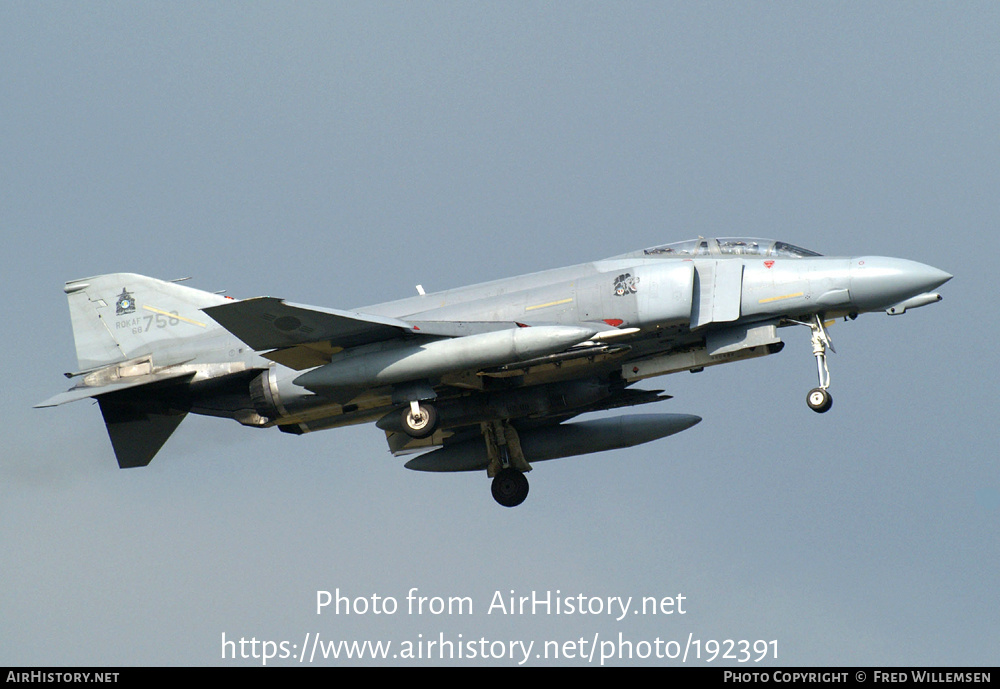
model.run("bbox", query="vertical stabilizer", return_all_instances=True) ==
[64,273,230,371]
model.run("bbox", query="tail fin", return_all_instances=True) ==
[64,273,230,371]
[44,274,235,468]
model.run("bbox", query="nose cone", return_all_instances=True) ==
[850,257,952,311]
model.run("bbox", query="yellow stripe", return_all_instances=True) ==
[525,298,573,311]
[758,292,804,304]
[143,305,207,327]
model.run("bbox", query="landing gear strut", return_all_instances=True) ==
[483,420,532,507]
[805,314,834,413]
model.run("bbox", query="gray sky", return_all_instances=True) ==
[2,2,997,666]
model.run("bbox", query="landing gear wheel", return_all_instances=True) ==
[491,468,529,508]
[401,402,437,438]
[807,387,833,413]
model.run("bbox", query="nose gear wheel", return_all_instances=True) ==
[807,387,833,413]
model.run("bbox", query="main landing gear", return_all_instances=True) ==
[484,420,531,507]
[802,314,834,414]
[492,468,529,508]
[398,404,531,507]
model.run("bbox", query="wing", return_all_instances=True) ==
[203,297,532,370]
[203,297,418,350]
[202,297,421,369]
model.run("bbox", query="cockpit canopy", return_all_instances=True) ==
[641,237,822,258]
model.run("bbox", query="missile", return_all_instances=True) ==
[404,413,702,472]
[295,324,596,391]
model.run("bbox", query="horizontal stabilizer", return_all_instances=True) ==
[98,396,187,468]
[203,297,420,352]
[36,369,196,408]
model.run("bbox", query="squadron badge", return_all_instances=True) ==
[116,288,136,315]
[613,273,639,296]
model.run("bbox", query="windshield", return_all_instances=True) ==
[643,238,821,258]
[770,240,822,258]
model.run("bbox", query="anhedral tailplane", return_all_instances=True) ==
[98,396,188,468]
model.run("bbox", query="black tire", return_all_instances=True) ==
[401,403,437,438]
[491,468,529,507]
[806,388,833,413]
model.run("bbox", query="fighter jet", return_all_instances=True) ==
[38,237,951,507]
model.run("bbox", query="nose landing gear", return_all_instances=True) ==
[802,314,834,413]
